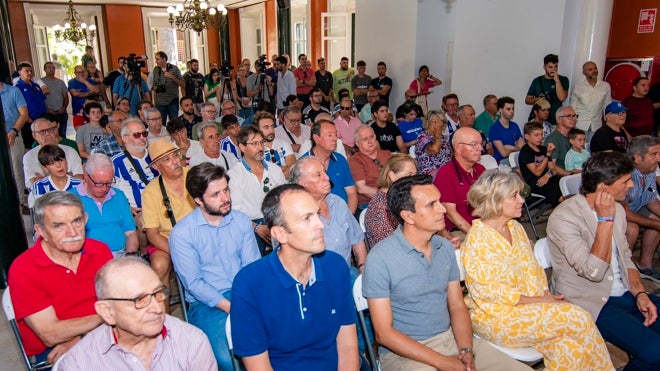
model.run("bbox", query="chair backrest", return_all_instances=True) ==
[559,173,581,197]
[2,288,15,321]
[508,151,520,168]
[359,207,367,234]
[534,238,552,269]
[478,154,498,170]
[352,275,369,312]
[454,249,466,282]
[408,144,416,159]
[225,314,240,371]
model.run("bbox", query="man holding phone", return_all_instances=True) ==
[525,54,569,126]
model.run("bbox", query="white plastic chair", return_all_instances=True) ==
[359,207,367,233]
[3,288,52,370]
[408,144,417,159]
[478,154,498,170]
[559,173,581,197]
[352,275,380,371]
[225,314,240,371]
[533,238,552,269]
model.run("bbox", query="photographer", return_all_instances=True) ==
[112,55,151,116]
[246,56,275,114]
[182,58,205,110]
[152,51,185,126]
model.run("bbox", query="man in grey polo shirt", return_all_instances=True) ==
[362,174,531,371]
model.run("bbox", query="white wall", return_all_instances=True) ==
[451,0,566,125]
[354,0,418,111]
[355,0,573,125]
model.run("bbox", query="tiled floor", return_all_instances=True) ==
[1,209,657,369]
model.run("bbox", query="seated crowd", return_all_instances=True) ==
[6,51,660,371]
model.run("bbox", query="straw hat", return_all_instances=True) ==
[147,139,179,167]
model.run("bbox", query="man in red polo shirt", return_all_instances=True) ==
[349,125,392,208]
[8,191,112,365]
[434,127,486,237]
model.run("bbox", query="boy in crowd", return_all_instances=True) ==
[565,128,590,173]
[76,102,106,160]
[29,145,82,208]
[519,121,562,206]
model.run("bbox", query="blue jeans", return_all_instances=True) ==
[239,107,254,127]
[52,112,68,138]
[595,292,660,371]
[156,100,180,127]
[188,300,232,370]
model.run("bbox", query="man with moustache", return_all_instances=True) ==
[231,184,359,370]
[60,257,217,370]
[170,163,260,370]
[8,191,113,365]
[254,111,295,176]
[142,140,197,290]
[228,126,287,255]
[178,96,202,139]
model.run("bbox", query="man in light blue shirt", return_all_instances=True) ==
[169,162,260,370]
[1,81,29,207]
[624,135,660,280]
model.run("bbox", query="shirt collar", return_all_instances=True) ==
[241,157,269,172]
[270,249,322,288]
[75,182,116,202]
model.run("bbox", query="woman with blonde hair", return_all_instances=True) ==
[364,154,417,246]
[461,170,614,371]
[414,110,452,177]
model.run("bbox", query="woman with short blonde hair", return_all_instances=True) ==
[461,170,613,371]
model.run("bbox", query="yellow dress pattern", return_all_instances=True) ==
[461,219,614,371]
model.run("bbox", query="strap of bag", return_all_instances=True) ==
[158,176,177,227]
[122,149,150,185]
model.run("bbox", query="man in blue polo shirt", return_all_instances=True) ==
[70,153,138,257]
[170,162,260,370]
[231,184,359,370]
[1,80,29,209]
[15,62,48,149]
[300,119,358,213]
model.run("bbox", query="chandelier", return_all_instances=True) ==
[52,0,96,44]
[167,0,228,35]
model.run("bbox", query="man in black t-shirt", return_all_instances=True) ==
[370,61,393,106]
[182,59,206,107]
[370,101,405,153]
[590,101,630,154]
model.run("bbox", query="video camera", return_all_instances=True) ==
[255,54,270,73]
[220,60,234,78]
[125,54,147,83]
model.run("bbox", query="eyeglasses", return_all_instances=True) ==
[127,131,149,139]
[87,173,116,188]
[34,126,58,136]
[263,176,271,193]
[559,114,579,119]
[246,140,265,147]
[373,158,383,169]
[286,118,302,123]
[458,142,483,149]
[148,117,163,122]
[102,287,170,310]
[340,106,352,111]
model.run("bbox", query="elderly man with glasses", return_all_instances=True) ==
[228,126,287,256]
[544,106,580,176]
[23,117,83,187]
[71,153,138,258]
[59,257,217,370]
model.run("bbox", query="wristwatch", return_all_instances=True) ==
[10,127,19,135]
[459,347,474,357]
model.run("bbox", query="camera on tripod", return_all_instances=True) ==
[255,55,270,73]
[220,60,234,78]
[126,53,147,83]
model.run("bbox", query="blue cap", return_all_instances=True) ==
[605,101,628,115]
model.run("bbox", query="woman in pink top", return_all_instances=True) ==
[409,65,442,114]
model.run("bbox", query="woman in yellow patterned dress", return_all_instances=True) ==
[461,170,613,371]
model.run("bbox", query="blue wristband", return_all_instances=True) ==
[597,216,614,223]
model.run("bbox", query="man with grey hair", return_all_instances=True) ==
[289,156,367,270]
[71,153,138,257]
[8,191,112,365]
[23,117,83,187]
[144,107,170,144]
[188,122,239,169]
[457,104,493,156]
[349,125,392,208]
[544,105,578,176]
[191,101,221,140]
[60,257,217,370]
[111,118,157,209]
[624,135,660,280]
[93,110,128,158]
